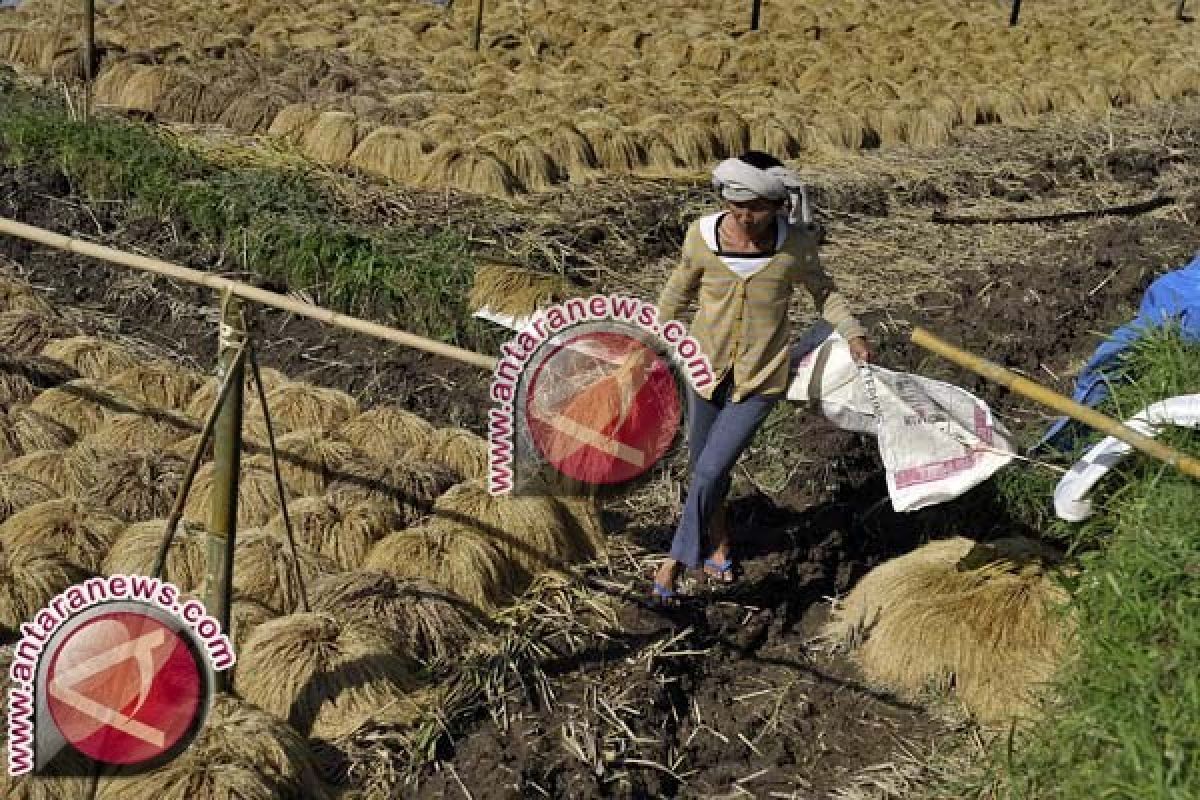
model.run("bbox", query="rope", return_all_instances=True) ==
[249,342,310,614]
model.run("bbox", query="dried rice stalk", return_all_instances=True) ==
[348,125,432,183]
[184,461,293,530]
[311,570,486,664]
[82,409,197,453]
[186,366,287,421]
[235,611,427,739]
[244,382,359,440]
[29,377,143,435]
[415,426,488,481]
[418,143,520,198]
[245,429,361,497]
[104,363,206,411]
[268,102,321,140]
[467,261,576,318]
[301,111,360,167]
[265,494,396,571]
[334,405,434,464]
[0,539,85,638]
[40,335,144,379]
[82,449,188,522]
[0,309,78,359]
[0,497,125,573]
[0,274,53,315]
[6,405,76,452]
[103,518,208,592]
[0,472,58,524]
[0,442,110,498]
[325,456,456,526]
[229,529,338,615]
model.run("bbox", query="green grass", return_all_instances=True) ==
[0,72,497,351]
[974,328,1200,800]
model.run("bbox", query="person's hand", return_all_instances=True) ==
[848,336,871,364]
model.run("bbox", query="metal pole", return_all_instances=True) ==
[82,0,95,82]
[750,0,762,31]
[1009,0,1022,26]
[471,0,485,50]
[206,293,245,691]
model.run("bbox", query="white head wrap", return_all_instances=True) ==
[712,157,812,226]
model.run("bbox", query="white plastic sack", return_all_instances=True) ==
[1053,394,1200,522]
[788,331,1015,512]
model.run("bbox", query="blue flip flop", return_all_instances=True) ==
[651,581,680,606]
[703,557,735,583]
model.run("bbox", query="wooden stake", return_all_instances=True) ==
[750,0,762,31]
[471,0,485,50]
[206,293,246,691]
[0,216,498,372]
[1178,0,1189,20]
[910,327,1200,480]
[1009,0,1022,26]
[82,0,95,82]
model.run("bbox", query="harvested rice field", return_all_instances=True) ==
[1,1,1198,197]
[0,3,1199,797]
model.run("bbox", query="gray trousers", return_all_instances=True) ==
[668,375,778,568]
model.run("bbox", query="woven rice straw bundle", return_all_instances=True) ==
[433,480,577,577]
[104,363,206,412]
[118,64,171,114]
[230,598,278,655]
[311,570,485,664]
[414,112,462,142]
[265,494,396,571]
[235,611,427,739]
[348,125,432,183]
[219,91,288,134]
[229,529,338,615]
[103,519,207,592]
[40,335,144,379]
[747,112,801,159]
[630,125,685,173]
[153,73,209,125]
[82,449,188,522]
[0,442,109,498]
[326,455,456,525]
[29,377,143,436]
[92,61,139,106]
[244,382,359,441]
[415,426,488,481]
[807,110,866,152]
[268,103,322,140]
[689,107,750,158]
[0,472,57,524]
[95,694,329,800]
[245,428,361,497]
[526,122,598,181]
[906,107,954,149]
[301,111,360,167]
[467,261,575,318]
[475,131,560,192]
[0,538,84,637]
[418,143,521,198]
[6,406,76,453]
[577,122,644,173]
[83,409,196,453]
[186,366,287,421]
[0,275,52,315]
[334,405,435,465]
[0,309,78,359]
[365,520,514,612]
[184,461,292,530]
[0,370,36,411]
[0,497,125,573]
[823,537,1071,724]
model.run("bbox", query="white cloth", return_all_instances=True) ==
[712,158,812,225]
[698,212,787,277]
[1053,394,1200,521]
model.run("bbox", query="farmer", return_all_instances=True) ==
[649,150,871,604]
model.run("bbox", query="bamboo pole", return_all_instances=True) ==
[471,0,485,50]
[82,0,95,82]
[0,216,498,372]
[1009,0,1022,26]
[206,294,245,692]
[910,327,1200,480]
[750,0,762,31]
[151,340,247,580]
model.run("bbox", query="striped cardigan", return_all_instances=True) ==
[656,216,867,402]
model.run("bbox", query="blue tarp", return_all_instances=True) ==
[1039,251,1200,450]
